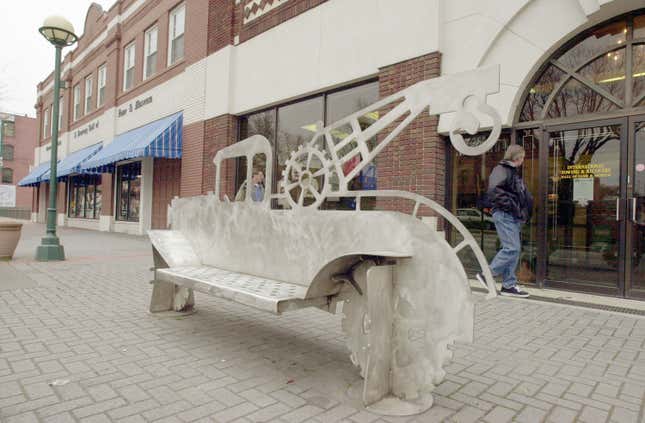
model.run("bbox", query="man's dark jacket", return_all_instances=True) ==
[487,160,533,222]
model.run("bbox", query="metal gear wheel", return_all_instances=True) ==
[282,145,331,209]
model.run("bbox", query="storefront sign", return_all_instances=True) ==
[559,163,611,179]
[118,96,153,118]
[0,185,16,207]
[45,141,62,151]
[73,120,100,139]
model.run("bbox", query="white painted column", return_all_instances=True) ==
[139,157,154,235]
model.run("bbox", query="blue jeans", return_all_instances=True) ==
[490,211,522,289]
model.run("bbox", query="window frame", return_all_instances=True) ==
[167,3,185,66]
[73,84,81,121]
[97,64,106,107]
[43,107,49,138]
[2,121,15,137]
[84,74,93,114]
[123,42,136,91]
[2,144,14,161]
[115,161,142,222]
[1,168,13,184]
[143,25,158,80]
[58,97,64,130]
[67,175,102,219]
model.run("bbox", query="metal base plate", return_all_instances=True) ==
[346,380,433,416]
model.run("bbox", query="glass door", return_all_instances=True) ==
[627,117,645,298]
[546,123,625,293]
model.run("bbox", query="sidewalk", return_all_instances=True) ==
[1,222,645,423]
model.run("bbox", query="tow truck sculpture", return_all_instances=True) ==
[150,65,501,416]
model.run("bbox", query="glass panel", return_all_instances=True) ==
[129,176,141,221]
[634,14,645,39]
[85,184,95,219]
[68,179,77,217]
[450,132,512,277]
[325,82,379,210]
[628,122,645,289]
[520,65,566,122]
[547,125,621,287]
[119,179,129,220]
[237,109,276,195]
[578,48,625,100]
[632,44,645,106]
[3,145,14,161]
[94,183,102,218]
[518,129,540,283]
[2,121,15,137]
[632,122,645,290]
[276,97,324,208]
[547,78,619,119]
[557,20,626,70]
[76,185,86,218]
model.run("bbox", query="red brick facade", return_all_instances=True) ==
[203,115,237,198]
[152,159,181,228]
[1,115,37,210]
[376,52,444,215]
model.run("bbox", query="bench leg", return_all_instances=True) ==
[343,262,433,416]
[150,281,195,313]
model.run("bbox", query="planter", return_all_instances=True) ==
[0,221,23,260]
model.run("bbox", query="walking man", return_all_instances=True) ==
[477,145,533,297]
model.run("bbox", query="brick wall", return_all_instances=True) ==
[203,115,237,198]
[180,115,237,198]
[208,0,235,54]
[376,52,444,215]
[152,158,181,228]
[180,121,206,197]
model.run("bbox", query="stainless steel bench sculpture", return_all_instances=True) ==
[149,65,501,416]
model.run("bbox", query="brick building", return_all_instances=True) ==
[24,0,645,299]
[0,112,37,217]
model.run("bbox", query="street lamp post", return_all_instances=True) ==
[35,16,77,261]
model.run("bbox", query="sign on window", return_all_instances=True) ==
[0,185,16,207]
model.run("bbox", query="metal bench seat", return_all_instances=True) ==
[155,266,325,314]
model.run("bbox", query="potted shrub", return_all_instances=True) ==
[0,220,23,260]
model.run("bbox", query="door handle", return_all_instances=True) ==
[616,198,620,221]
[633,198,637,222]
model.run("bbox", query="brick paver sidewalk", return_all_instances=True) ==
[1,223,644,422]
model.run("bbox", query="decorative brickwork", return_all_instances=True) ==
[237,0,328,43]
[152,158,181,229]
[376,52,444,215]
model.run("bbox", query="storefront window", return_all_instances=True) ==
[237,81,379,209]
[116,162,141,222]
[68,174,102,219]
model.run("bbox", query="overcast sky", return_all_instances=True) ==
[0,0,114,117]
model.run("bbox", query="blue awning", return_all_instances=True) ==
[41,143,103,182]
[17,161,51,187]
[81,112,182,173]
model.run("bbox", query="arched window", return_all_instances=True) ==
[518,11,645,123]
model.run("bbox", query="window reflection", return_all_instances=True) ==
[67,174,102,219]
[547,126,621,287]
[116,161,141,222]
[237,81,380,209]
[520,12,645,123]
